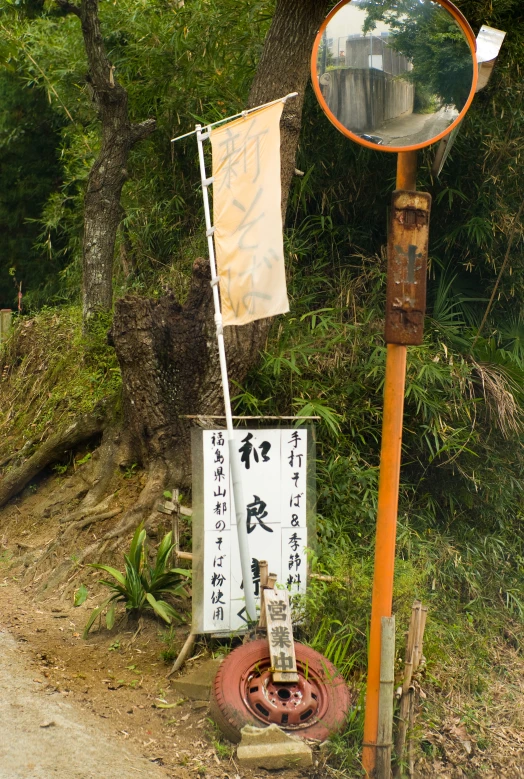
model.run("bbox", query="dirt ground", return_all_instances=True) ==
[0,465,523,778]
[0,582,320,779]
[0,467,323,779]
[0,625,173,779]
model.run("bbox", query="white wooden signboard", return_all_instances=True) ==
[191,427,314,635]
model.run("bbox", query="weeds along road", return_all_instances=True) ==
[0,629,173,779]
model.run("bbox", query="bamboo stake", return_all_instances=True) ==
[413,607,427,672]
[394,602,428,777]
[376,616,395,779]
[408,606,428,777]
[259,560,269,589]
[393,602,421,777]
[408,695,416,778]
[258,560,269,629]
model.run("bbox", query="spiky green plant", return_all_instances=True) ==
[83,525,190,638]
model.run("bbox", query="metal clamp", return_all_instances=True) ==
[214,314,224,335]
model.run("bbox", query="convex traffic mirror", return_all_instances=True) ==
[312,0,478,152]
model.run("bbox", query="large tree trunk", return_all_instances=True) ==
[112,0,331,493]
[248,0,331,220]
[56,0,155,322]
[111,258,268,487]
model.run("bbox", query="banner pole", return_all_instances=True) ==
[172,92,298,143]
[195,125,257,624]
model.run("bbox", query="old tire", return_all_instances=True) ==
[210,639,353,743]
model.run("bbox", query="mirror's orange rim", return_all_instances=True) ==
[311,0,478,153]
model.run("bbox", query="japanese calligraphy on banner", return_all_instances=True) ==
[211,102,290,326]
[191,427,314,635]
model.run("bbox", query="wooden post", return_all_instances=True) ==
[167,631,197,677]
[265,588,298,683]
[376,616,395,779]
[258,569,277,629]
[258,560,269,628]
[170,488,180,566]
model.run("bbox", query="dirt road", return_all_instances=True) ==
[0,629,172,779]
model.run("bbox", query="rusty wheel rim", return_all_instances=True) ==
[241,658,326,729]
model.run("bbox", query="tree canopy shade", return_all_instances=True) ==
[0,71,64,308]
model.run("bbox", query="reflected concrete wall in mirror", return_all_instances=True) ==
[314,0,476,150]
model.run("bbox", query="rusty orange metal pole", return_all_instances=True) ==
[362,151,417,778]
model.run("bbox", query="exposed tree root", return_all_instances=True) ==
[79,426,135,509]
[30,457,171,594]
[0,407,108,509]
[59,493,118,524]
[65,508,122,534]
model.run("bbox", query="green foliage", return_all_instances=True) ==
[73,583,88,606]
[83,525,190,638]
[361,0,473,107]
[158,626,179,664]
[0,306,121,461]
[1,0,275,303]
[0,70,65,307]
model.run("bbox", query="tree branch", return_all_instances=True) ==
[54,0,81,17]
[130,118,157,144]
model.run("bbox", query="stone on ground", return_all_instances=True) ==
[236,723,313,770]
[171,657,222,701]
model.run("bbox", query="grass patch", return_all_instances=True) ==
[0,306,121,462]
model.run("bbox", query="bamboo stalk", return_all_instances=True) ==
[376,616,395,779]
[408,693,416,778]
[402,601,421,694]
[413,607,427,672]
[394,602,428,777]
[393,601,421,777]
[259,560,269,589]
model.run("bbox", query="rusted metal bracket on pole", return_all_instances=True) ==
[385,191,432,346]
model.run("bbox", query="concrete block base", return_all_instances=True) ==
[237,724,313,770]
[171,658,221,700]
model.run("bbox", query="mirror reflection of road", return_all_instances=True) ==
[376,105,459,147]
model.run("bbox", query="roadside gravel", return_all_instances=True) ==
[0,629,172,779]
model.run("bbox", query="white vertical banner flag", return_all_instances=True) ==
[211,102,290,326]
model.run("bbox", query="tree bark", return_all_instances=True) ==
[55,0,156,322]
[111,257,267,487]
[248,0,331,220]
